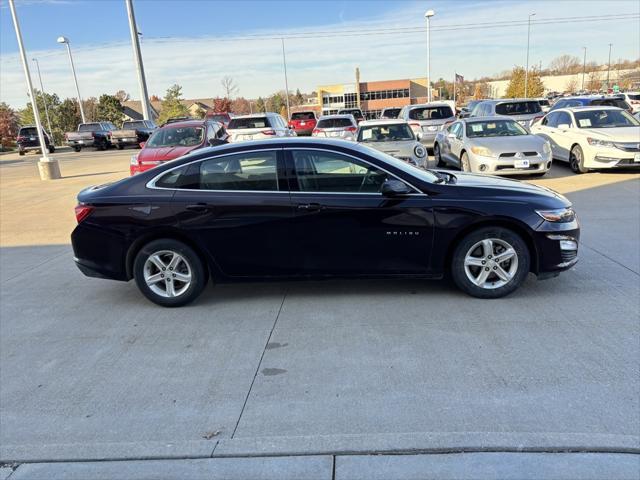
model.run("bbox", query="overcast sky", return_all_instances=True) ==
[1,0,639,108]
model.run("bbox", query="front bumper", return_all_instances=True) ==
[468,152,552,176]
[583,145,640,169]
[533,220,580,275]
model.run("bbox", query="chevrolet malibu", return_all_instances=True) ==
[72,139,579,307]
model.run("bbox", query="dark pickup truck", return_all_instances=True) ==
[65,122,117,152]
[110,120,157,149]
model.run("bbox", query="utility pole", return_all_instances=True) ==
[606,43,613,89]
[581,47,587,91]
[32,58,54,142]
[57,36,86,123]
[9,0,60,180]
[125,0,151,120]
[425,10,435,102]
[281,38,290,120]
[524,12,536,98]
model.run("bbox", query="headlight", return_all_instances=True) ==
[587,137,615,148]
[543,142,551,154]
[130,154,139,165]
[536,207,576,223]
[470,146,493,157]
[414,145,427,158]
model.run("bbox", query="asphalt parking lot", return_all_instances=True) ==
[0,147,638,478]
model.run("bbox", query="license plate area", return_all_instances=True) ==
[514,159,530,169]
[634,153,640,163]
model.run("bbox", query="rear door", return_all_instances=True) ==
[170,148,298,276]
[286,148,434,275]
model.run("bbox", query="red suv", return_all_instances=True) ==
[288,111,317,136]
[130,119,228,175]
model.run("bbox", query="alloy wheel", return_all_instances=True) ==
[143,250,192,298]
[463,238,518,289]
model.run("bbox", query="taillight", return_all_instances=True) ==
[531,115,544,125]
[263,129,276,135]
[312,128,320,136]
[346,126,357,133]
[75,204,93,223]
[16,136,25,141]
[408,122,421,128]
[91,132,96,138]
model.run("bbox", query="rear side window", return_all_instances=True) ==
[196,151,278,191]
[495,102,541,115]
[408,106,453,120]
[317,118,354,128]
[155,166,190,188]
[228,117,271,129]
[291,112,315,120]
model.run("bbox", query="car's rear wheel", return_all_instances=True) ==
[133,239,207,307]
[460,152,471,172]
[48,146,55,154]
[19,150,25,156]
[74,146,81,152]
[117,144,124,150]
[451,227,530,299]
[434,143,446,167]
[569,145,588,174]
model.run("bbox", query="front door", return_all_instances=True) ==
[287,148,434,275]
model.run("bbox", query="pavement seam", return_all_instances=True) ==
[230,288,288,439]
[1,248,70,284]
[579,241,640,276]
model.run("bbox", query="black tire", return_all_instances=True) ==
[48,146,55,154]
[74,146,81,152]
[97,140,106,151]
[117,144,124,150]
[460,151,471,172]
[18,150,25,156]
[451,226,530,299]
[133,238,207,307]
[569,145,588,174]
[434,143,446,167]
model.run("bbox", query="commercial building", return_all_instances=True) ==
[317,68,430,119]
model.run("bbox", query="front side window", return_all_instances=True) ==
[197,151,278,191]
[466,120,528,137]
[574,109,639,128]
[147,126,204,147]
[358,123,415,142]
[293,150,390,193]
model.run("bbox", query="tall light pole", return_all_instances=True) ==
[424,9,435,102]
[606,43,613,90]
[581,47,587,91]
[125,0,151,120]
[524,12,536,98]
[281,38,290,120]
[57,36,86,123]
[8,0,60,180]
[32,58,54,141]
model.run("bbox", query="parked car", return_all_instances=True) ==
[71,138,579,307]
[130,119,228,175]
[549,95,632,114]
[288,111,317,136]
[458,100,483,119]
[16,125,54,155]
[634,111,640,121]
[530,106,640,173]
[205,112,233,127]
[536,98,551,113]
[398,102,456,147]
[434,117,551,176]
[312,114,358,141]
[380,107,402,119]
[620,92,640,113]
[357,119,428,167]
[470,99,544,128]
[226,113,294,142]
[337,108,365,123]
[65,122,117,152]
[111,120,157,150]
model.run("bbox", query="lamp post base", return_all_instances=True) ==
[38,157,61,180]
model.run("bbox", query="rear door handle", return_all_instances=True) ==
[297,203,324,212]
[186,203,211,212]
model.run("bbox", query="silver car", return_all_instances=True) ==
[471,99,544,128]
[312,114,358,141]
[433,116,552,176]
[356,119,429,167]
[398,102,456,147]
[227,112,295,142]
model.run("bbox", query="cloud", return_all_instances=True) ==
[1,0,638,108]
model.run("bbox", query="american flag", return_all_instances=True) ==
[455,73,464,84]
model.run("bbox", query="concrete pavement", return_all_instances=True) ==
[0,148,638,476]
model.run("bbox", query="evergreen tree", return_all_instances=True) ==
[157,84,189,124]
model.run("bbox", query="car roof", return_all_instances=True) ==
[406,102,452,108]
[318,114,356,120]
[232,112,278,118]
[359,119,408,126]
[463,115,517,122]
[159,119,209,128]
[556,105,625,112]
[480,98,537,104]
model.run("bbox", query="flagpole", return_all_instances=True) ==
[453,72,456,106]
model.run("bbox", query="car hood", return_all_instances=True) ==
[138,145,199,162]
[470,135,546,152]
[361,140,418,156]
[579,127,640,141]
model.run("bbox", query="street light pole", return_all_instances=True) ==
[581,47,587,91]
[8,0,60,180]
[125,0,151,121]
[524,12,536,98]
[606,43,613,90]
[57,36,86,123]
[32,58,54,141]
[281,38,290,120]
[425,10,435,102]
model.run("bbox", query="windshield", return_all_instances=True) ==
[408,106,453,120]
[147,126,204,147]
[228,117,270,129]
[78,124,102,132]
[291,112,315,120]
[123,121,146,129]
[627,94,640,101]
[466,120,528,137]
[317,118,354,129]
[495,101,542,115]
[574,109,639,128]
[355,143,440,184]
[358,123,415,142]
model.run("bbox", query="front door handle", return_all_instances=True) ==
[297,203,324,212]
[186,203,210,212]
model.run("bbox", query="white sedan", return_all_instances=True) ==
[531,106,640,173]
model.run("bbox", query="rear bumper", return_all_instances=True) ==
[292,128,314,136]
[113,137,139,146]
[66,139,96,147]
[71,224,129,281]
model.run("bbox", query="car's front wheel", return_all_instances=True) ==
[451,227,530,299]
[434,143,446,167]
[460,152,471,172]
[133,239,207,307]
[569,145,588,174]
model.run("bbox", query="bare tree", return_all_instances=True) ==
[548,55,581,75]
[221,76,238,99]
[114,90,130,102]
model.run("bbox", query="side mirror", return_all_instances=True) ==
[557,123,570,131]
[447,133,456,139]
[416,132,423,141]
[381,179,412,196]
[139,142,146,148]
